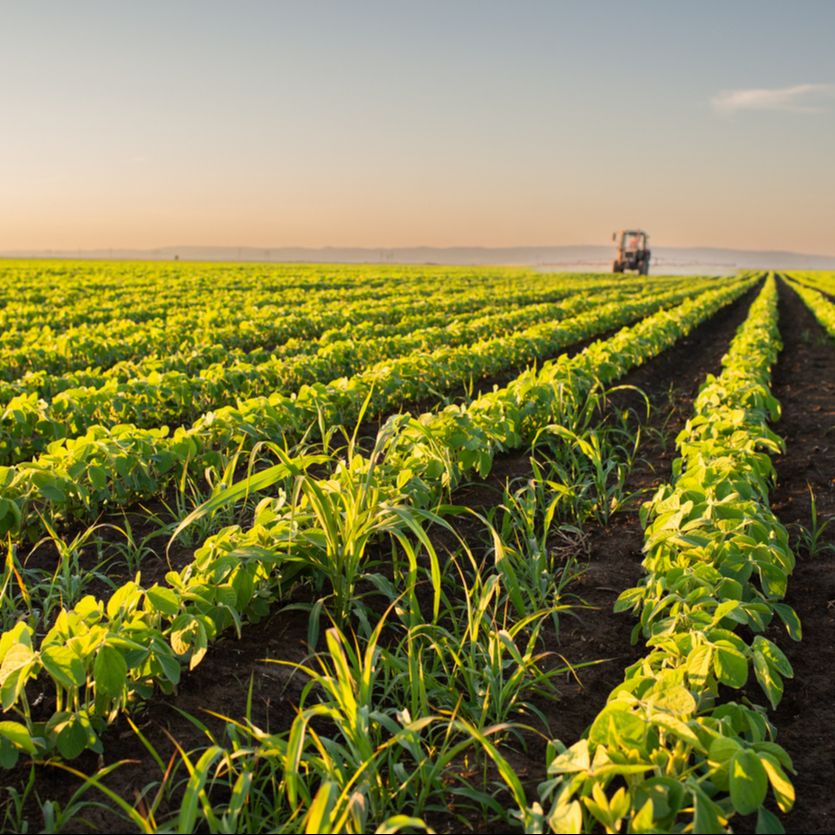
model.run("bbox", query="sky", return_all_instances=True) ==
[1,1,834,255]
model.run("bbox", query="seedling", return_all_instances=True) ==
[793,484,835,558]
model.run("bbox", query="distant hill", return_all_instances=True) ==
[3,245,835,274]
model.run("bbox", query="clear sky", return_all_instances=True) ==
[2,1,834,254]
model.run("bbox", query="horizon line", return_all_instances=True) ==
[2,242,835,259]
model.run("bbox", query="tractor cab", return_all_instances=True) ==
[612,229,651,275]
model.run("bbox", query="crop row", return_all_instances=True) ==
[0,270,695,384]
[0,263,669,347]
[0,261,562,319]
[0,280,749,767]
[785,270,835,298]
[785,275,835,337]
[0,272,689,404]
[1,261,523,328]
[536,276,798,834]
[0,271,599,380]
[0,288,549,402]
[0,279,747,540]
[0,277,718,466]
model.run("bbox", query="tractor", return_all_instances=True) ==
[612,229,651,275]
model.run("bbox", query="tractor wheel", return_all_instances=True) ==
[640,261,649,276]
[612,261,623,273]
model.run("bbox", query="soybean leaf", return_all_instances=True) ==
[93,644,127,700]
[729,749,768,816]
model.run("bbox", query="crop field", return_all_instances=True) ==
[0,261,832,834]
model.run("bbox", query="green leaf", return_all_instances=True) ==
[711,599,741,625]
[189,619,209,670]
[713,640,748,688]
[685,645,713,689]
[548,798,583,834]
[93,644,127,700]
[0,721,36,755]
[146,584,180,617]
[0,644,38,711]
[614,585,645,613]
[177,746,225,834]
[168,615,209,670]
[588,704,647,751]
[752,636,793,677]
[649,684,697,717]
[30,472,66,503]
[753,650,784,709]
[755,806,785,834]
[630,799,655,834]
[0,622,33,665]
[708,735,741,791]
[547,739,590,775]
[772,603,802,641]
[634,777,685,824]
[692,785,724,834]
[305,780,339,834]
[106,581,141,620]
[0,499,21,535]
[650,714,704,751]
[41,645,86,690]
[55,714,94,760]
[477,449,492,478]
[729,749,768,815]
[89,465,107,490]
[0,737,19,769]
[760,753,795,813]
[150,639,181,685]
